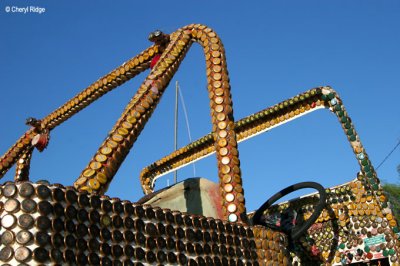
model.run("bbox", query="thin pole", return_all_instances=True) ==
[178,87,196,177]
[174,81,179,184]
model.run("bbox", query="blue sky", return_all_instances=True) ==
[1,1,399,211]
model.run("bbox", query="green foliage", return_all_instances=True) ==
[382,182,400,222]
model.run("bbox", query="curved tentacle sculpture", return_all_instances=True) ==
[141,87,387,212]
[0,45,160,179]
[74,24,246,223]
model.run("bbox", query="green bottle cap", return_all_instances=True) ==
[347,129,353,135]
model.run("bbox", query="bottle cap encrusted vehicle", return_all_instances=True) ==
[0,24,399,265]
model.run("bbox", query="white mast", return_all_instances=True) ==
[174,81,179,184]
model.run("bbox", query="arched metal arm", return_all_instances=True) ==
[140,87,325,190]
[140,87,385,210]
[0,45,160,179]
[74,24,246,223]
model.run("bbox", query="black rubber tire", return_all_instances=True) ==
[252,181,326,241]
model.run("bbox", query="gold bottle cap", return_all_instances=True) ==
[215,105,224,113]
[389,219,397,227]
[75,176,87,186]
[214,96,224,105]
[126,115,137,124]
[227,204,237,213]
[88,179,100,190]
[213,65,222,73]
[218,130,227,138]
[90,161,102,170]
[236,193,244,202]
[213,73,222,81]
[117,127,129,136]
[95,154,107,163]
[215,88,224,96]
[221,165,230,174]
[212,58,221,65]
[225,193,234,202]
[222,174,232,184]
[221,157,230,165]
[83,168,95,178]
[218,121,227,130]
[218,139,227,147]
[217,113,226,121]
[96,173,107,184]
[106,140,118,149]
[224,184,233,192]
[112,134,123,142]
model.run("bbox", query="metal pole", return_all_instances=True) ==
[174,81,179,184]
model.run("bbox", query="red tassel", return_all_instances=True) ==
[150,54,161,69]
[32,133,49,152]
